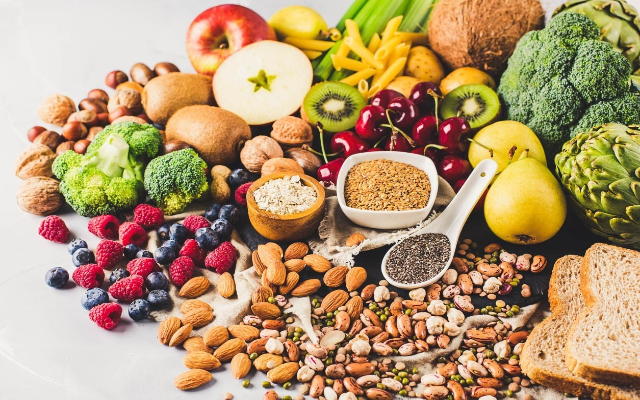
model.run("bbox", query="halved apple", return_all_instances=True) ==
[213,41,313,125]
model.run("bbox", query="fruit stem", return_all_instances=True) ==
[507,146,517,165]
[373,134,389,149]
[428,89,442,131]
[302,144,341,158]
[317,122,329,164]
[518,149,530,160]
[382,109,416,147]
[467,138,494,157]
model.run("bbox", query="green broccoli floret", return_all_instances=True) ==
[52,122,162,217]
[143,149,209,215]
[498,12,640,155]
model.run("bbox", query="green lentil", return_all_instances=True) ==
[376,383,386,390]
[242,379,250,388]
[262,381,272,388]
[399,390,408,396]
[283,382,292,390]
[250,352,258,361]
[267,297,276,304]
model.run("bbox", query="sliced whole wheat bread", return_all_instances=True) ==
[520,255,640,399]
[565,244,640,388]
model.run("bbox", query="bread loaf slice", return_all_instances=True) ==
[520,255,640,399]
[565,243,640,387]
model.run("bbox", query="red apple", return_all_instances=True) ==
[186,5,276,76]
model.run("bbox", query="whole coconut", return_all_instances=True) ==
[427,0,545,78]
[165,105,251,167]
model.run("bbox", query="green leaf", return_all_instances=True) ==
[247,69,276,92]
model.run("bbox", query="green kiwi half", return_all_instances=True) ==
[302,81,366,132]
[440,84,501,130]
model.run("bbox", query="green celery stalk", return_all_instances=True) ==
[335,0,369,33]
[398,0,434,32]
[423,0,440,36]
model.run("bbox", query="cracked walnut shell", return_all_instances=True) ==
[38,94,77,126]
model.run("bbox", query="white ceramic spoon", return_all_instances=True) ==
[381,159,498,290]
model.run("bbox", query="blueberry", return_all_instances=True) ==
[81,288,109,310]
[147,290,172,310]
[157,223,171,241]
[136,249,153,259]
[145,271,169,291]
[128,299,151,321]
[211,219,232,239]
[109,268,130,285]
[162,239,181,253]
[67,239,88,255]
[124,243,141,260]
[72,248,95,267]
[218,204,240,225]
[195,228,220,251]
[152,123,165,131]
[45,267,69,288]
[154,246,175,265]
[205,203,223,222]
[169,223,189,244]
[228,169,249,188]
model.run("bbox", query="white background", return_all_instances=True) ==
[0,0,617,398]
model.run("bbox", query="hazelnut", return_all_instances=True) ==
[33,131,63,151]
[62,121,88,141]
[97,112,110,126]
[105,70,128,89]
[56,141,76,155]
[136,113,151,123]
[154,62,179,75]
[286,147,322,176]
[271,116,313,149]
[16,177,64,216]
[111,116,148,125]
[15,144,57,179]
[87,89,109,104]
[116,81,144,94]
[162,140,191,154]
[79,98,108,114]
[261,157,304,177]
[37,94,76,126]
[68,110,99,127]
[130,62,156,86]
[108,106,131,123]
[108,89,142,114]
[87,126,103,141]
[27,126,47,142]
[240,136,283,173]
[74,139,91,154]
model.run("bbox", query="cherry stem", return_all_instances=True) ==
[317,122,329,164]
[373,134,389,148]
[424,144,446,156]
[382,109,416,147]
[302,144,341,158]
[467,138,493,157]
[428,89,442,131]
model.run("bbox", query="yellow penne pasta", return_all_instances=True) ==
[394,32,429,46]
[283,37,335,51]
[387,43,410,68]
[339,68,376,86]
[345,19,363,45]
[367,33,381,53]
[331,55,370,72]
[303,50,323,60]
[380,16,403,46]
[370,57,407,93]
[374,36,402,61]
[358,79,370,98]
[368,83,382,98]
[344,37,384,70]
[336,40,350,58]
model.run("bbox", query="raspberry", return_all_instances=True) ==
[109,274,145,302]
[133,204,165,230]
[234,182,253,206]
[183,215,211,235]
[119,222,148,247]
[126,257,158,279]
[89,303,122,330]
[204,241,237,274]
[38,216,70,243]
[95,239,124,269]
[88,215,120,239]
[178,239,206,267]
[169,256,195,286]
[72,264,105,289]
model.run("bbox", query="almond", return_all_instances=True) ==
[247,337,269,354]
[304,254,332,273]
[180,299,212,314]
[169,324,193,347]
[251,302,281,320]
[284,258,306,273]
[178,276,211,298]
[174,369,212,390]
[228,325,260,341]
[213,338,247,362]
[321,289,349,313]
[181,308,214,328]
[203,326,229,347]
[267,362,299,384]
[183,351,221,370]
[262,319,286,330]
[345,266,367,292]
[252,250,267,276]
[279,271,299,295]
[252,286,274,304]
[290,279,321,297]
[217,272,235,298]
[346,232,366,247]
[258,244,281,268]
[158,316,181,345]
[266,242,283,257]
[284,242,308,260]
[345,296,364,321]
[254,353,283,372]
[323,266,348,287]
[266,260,286,285]
[183,336,213,353]
[230,353,252,379]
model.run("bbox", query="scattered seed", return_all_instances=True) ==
[385,233,450,284]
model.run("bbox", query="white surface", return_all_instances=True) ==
[0,0,568,399]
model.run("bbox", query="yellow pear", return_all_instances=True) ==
[484,158,566,245]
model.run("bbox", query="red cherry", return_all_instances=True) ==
[367,147,383,152]
[438,117,471,154]
[387,97,419,131]
[409,82,442,114]
[317,158,345,187]
[383,134,412,152]
[355,105,390,141]
[330,131,370,158]
[412,116,441,147]
[370,89,404,108]
[438,155,472,184]
[411,146,442,165]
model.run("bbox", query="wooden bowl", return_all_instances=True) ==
[246,172,325,242]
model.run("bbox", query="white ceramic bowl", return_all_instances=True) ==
[336,151,439,230]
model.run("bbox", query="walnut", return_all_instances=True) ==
[37,94,77,126]
[15,144,57,179]
[16,177,64,215]
[261,157,304,177]
[240,136,283,173]
[270,116,313,149]
[107,89,142,114]
[285,147,322,176]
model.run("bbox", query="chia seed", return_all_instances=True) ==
[385,233,451,284]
